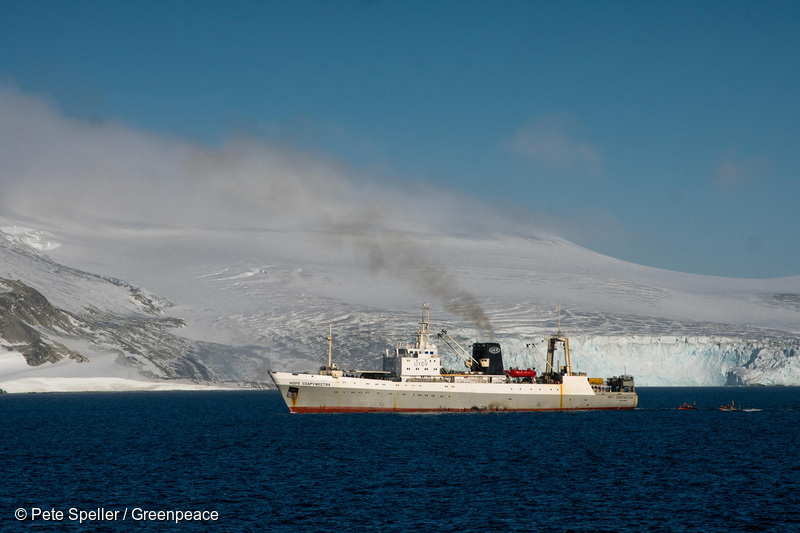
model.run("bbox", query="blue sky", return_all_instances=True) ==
[1,0,799,278]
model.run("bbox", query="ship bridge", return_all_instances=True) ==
[382,303,442,380]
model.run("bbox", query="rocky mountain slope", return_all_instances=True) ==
[0,233,271,390]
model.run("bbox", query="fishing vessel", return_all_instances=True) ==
[269,304,637,412]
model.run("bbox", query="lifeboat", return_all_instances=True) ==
[719,401,741,411]
[507,368,537,378]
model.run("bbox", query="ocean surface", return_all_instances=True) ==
[3,387,799,532]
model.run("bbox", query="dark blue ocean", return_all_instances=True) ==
[3,388,799,532]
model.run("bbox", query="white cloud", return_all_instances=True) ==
[506,114,604,175]
[0,86,494,235]
[0,86,395,232]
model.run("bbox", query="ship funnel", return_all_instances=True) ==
[471,343,504,375]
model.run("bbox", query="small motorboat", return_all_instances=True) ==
[679,402,696,410]
[719,401,741,411]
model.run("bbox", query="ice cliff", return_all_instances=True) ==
[494,334,800,387]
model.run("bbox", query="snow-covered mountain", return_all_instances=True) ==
[1,216,798,392]
[0,229,276,392]
[1,89,798,391]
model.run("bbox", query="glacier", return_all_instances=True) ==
[496,334,800,387]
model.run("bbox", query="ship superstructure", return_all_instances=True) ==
[269,304,637,412]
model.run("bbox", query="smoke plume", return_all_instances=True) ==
[0,85,494,337]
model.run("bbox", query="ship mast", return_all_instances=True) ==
[546,302,572,376]
[326,323,333,369]
[319,323,342,377]
[421,302,430,350]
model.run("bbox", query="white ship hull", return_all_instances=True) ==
[269,371,638,412]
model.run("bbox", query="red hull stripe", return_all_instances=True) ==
[288,406,635,413]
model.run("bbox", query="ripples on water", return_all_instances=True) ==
[3,387,799,532]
